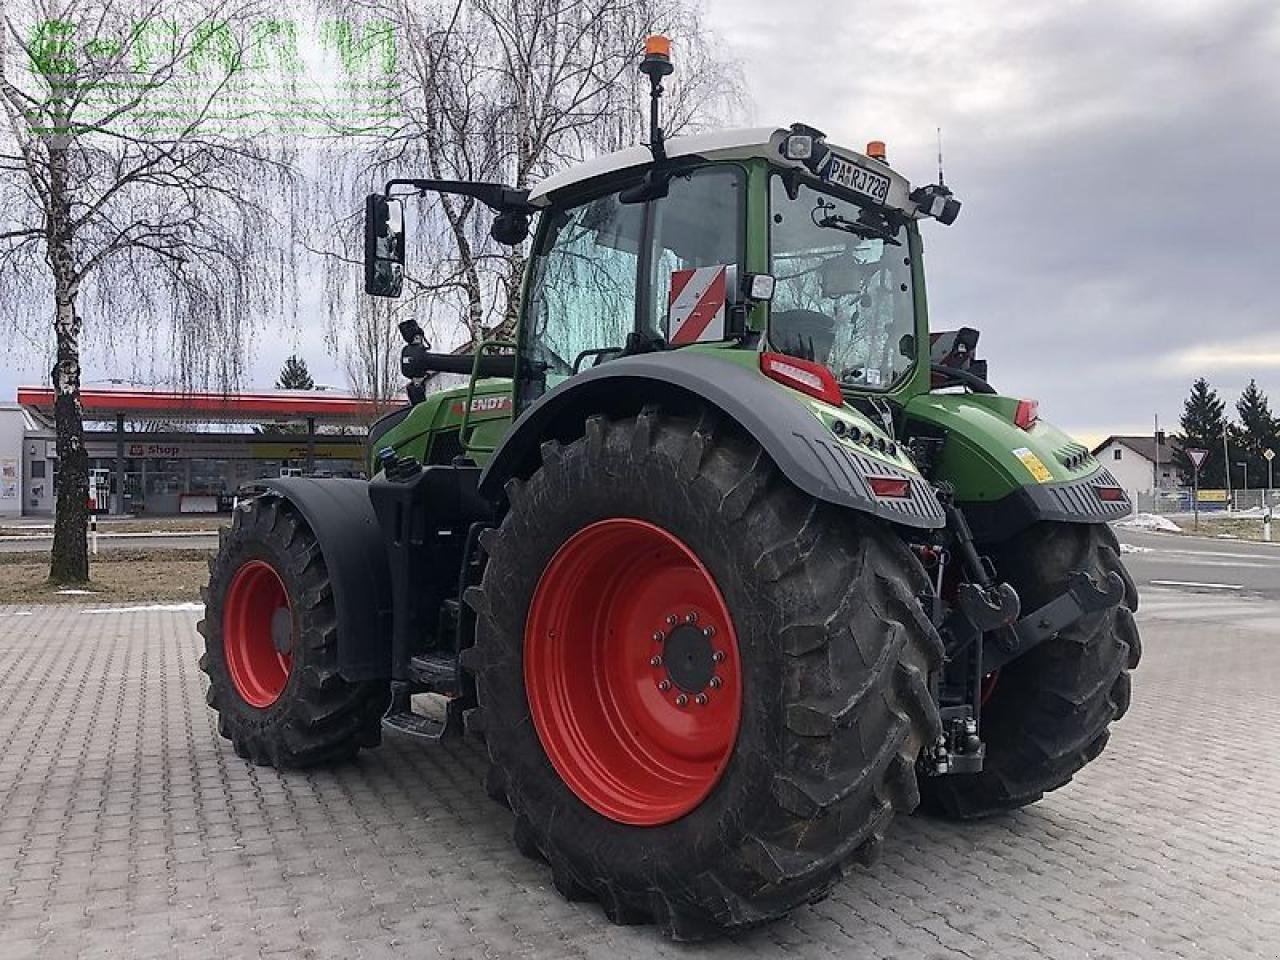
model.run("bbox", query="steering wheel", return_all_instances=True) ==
[770,309,837,362]
[930,363,996,395]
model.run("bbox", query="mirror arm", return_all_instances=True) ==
[384,178,537,214]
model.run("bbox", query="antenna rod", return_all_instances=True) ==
[936,127,945,187]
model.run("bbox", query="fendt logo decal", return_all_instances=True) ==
[449,395,513,417]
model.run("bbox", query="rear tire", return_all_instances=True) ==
[920,522,1140,818]
[199,496,389,767]
[467,410,944,938]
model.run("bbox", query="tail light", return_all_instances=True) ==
[760,352,843,407]
[1095,484,1125,502]
[867,476,912,499]
[1014,398,1039,431]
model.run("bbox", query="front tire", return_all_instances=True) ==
[198,497,389,767]
[920,522,1141,818]
[467,410,943,938]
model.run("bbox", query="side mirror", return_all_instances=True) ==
[364,194,405,297]
[491,210,530,245]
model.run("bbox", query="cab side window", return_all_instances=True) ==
[648,168,744,337]
[525,191,644,389]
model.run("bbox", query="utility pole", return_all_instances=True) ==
[1153,414,1160,505]
[1266,448,1275,505]
[1222,421,1232,510]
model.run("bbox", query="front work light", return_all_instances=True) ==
[745,273,775,302]
[783,135,813,160]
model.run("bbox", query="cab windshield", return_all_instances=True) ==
[769,177,916,392]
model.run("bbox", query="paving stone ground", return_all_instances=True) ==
[1,590,1278,959]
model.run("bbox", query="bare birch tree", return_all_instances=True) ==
[0,0,295,582]
[310,0,744,387]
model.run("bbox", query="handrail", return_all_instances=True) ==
[461,339,518,457]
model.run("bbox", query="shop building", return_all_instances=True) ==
[11,385,383,516]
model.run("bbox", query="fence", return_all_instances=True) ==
[1130,489,1278,515]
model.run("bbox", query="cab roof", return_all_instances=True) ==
[526,125,918,214]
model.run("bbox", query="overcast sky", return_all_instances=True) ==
[4,0,1277,444]
[709,0,1280,442]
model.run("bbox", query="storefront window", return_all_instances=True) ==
[146,459,184,495]
[190,459,230,495]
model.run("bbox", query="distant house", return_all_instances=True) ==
[1091,435,1186,498]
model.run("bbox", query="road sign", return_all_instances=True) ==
[1185,448,1209,531]
[1265,448,1275,462]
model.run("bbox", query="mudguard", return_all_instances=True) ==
[479,351,946,529]
[903,393,1132,542]
[262,478,392,681]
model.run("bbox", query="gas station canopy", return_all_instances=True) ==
[16,385,384,425]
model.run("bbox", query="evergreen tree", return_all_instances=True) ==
[1235,379,1277,489]
[265,355,315,435]
[1174,378,1231,488]
[276,355,315,391]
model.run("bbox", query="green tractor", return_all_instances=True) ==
[199,37,1140,939]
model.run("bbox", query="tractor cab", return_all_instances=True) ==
[363,118,962,436]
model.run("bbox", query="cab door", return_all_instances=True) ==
[517,165,747,411]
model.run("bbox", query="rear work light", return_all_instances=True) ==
[867,476,912,499]
[1095,484,1126,502]
[1014,398,1039,431]
[760,352,843,407]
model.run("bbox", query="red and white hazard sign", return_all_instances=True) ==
[667,266,727,345]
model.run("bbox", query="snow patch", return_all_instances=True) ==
[1225,507,1269,519]
[0,611,34,617]
[1114,513,1181,533]
[81,603,205,615]
[1120,543,1153,554]
[57,589,96,595]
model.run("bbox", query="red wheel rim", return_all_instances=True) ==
[525,518,742,826]
[223,559,293,708]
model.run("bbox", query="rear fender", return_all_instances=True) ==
[479,351,945,530]
[261,478,392,681]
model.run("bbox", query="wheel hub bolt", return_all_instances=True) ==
[675,694,689,707]
[702,625,715,639]
[652,631,664,642]
[665,614,678,627]
[695,694,708,706]
[649,655,663,667]
[709,676,722,689]
[686,611,698,623]
[658,679,671,692]
[712,650,725,663]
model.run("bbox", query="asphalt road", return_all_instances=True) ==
[0,532,219,555]
[1115,526,1280,600]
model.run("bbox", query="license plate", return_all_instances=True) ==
[824,154,891,204]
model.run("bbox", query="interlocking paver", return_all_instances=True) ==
[1,592,1278,959]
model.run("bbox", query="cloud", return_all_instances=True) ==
[705,0,1280,433]
[1164,336,1280,373]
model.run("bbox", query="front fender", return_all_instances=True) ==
[261,478,392,681]
[479,351,945,530]
[903,393,1131,541]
